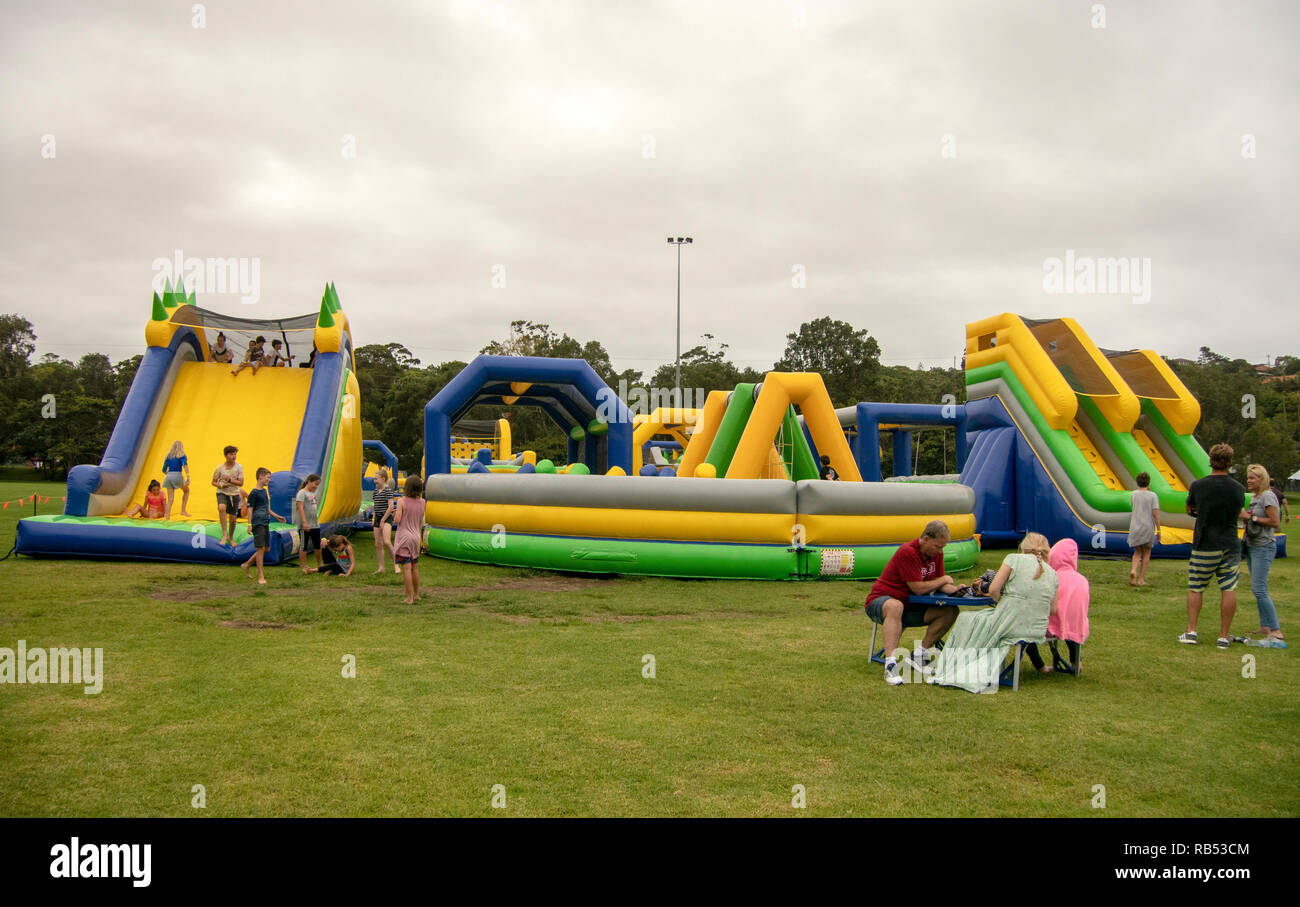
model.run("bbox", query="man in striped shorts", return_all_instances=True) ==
[1180,443,1247,649]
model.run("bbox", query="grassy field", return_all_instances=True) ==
[0,468,1296,817]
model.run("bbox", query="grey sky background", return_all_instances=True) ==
[2,0,1297,376]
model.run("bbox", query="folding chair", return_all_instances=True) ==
[1048,638,1083,676]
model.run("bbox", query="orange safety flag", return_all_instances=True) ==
[2,501,7,509]
[29,493,36,501]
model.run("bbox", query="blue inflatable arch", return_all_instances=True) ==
[424,356,634,476]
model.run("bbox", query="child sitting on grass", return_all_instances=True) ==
[240,467,286,585]
[126,480,166,519]
[317,534,355,577]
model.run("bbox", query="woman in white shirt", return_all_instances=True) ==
[1241,464,1282,640]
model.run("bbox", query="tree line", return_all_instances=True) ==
[3,312,1297,486]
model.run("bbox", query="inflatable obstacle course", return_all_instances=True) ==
[421,356,980,580]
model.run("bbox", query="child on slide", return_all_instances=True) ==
[161,440,191,518]
[126,480,166,519]
[232,336,268,376]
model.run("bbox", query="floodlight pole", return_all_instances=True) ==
[667,236,692,404]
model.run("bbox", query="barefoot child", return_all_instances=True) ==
[370,467,400,574]
[231,335,268,376]
[1129,472,1160,586]
[212,445,245,546]
[126,480,166,519]
[393,475,425,604]
[161,440,191,518]
[241,467,285,584]
[294,474,324,574]
[317,534,355,576]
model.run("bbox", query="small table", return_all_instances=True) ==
[868,593,995,666]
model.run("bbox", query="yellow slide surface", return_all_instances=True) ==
[115,362,313,522]
[1132,428,1187,492]
[1066,420,1124,491]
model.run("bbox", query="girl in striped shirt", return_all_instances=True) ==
[371,468,400,574]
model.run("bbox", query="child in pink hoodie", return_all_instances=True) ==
[1025,538,1090,674]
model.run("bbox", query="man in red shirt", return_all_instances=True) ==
[866,520,967,685]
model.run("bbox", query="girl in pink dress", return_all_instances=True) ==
[393,475,425,604]
[1025,538,1090,674]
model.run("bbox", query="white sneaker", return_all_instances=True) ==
[883,662,904,686]
[905,649,936,677]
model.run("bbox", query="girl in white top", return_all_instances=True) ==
[1128,472,1161,586]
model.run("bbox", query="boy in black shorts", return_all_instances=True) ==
[212,445,245,546]
[1180,443,1247,649]
[240,467,285,585]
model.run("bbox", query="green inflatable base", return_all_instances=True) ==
[424,527,980,581]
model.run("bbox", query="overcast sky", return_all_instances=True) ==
[2,0,1297,377]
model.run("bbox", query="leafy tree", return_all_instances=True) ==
[0,314,36,382]
[77,353,116,400]
[11,393,117,479]
[377,361,466,472]
[775,317,884,407]
[1238,418,1298,486]
[648,334,762,398]
[113,355,141,406]
[1168,348,1299,481]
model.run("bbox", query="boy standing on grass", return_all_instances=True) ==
[212,445,245,547]
[1180,443,1246,650]
[295,474,324,574]
[241,467,285,585]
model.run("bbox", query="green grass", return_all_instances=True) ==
[0,467,1296,817]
